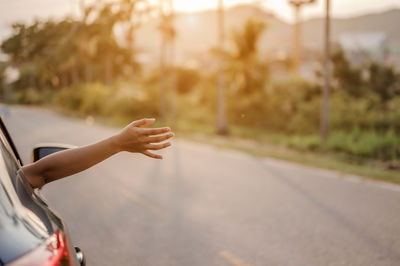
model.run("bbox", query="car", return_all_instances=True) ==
[0,116,85,266]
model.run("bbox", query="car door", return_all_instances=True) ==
[0,116,80,265]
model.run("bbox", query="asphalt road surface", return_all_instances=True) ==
[2,105,400,266]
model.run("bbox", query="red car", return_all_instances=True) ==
[0,117,85,266]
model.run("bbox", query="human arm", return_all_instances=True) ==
[20,118,174,188]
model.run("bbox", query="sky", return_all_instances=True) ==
[2,0,400,23]
[171,0,400,22]
[1,0,400,40]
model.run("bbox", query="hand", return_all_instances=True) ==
[111,118,174,159]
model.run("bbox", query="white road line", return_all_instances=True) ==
[120,188,164,216]
[218,250,252,266]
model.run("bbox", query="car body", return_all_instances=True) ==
[0,116,85,266]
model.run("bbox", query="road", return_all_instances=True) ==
[2,105,400,266]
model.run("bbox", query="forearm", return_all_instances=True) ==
[22,136,120,188]
[20,118,173,188]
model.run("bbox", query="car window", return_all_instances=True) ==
[0,181,14,219]
[0,131,21,189]
[0,170,45,265]
[0,130,53,234]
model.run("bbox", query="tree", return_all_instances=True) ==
[0,0,148,94]
[222,18,269,127]
[227,18,268,94]
[331,48,364,98]
[367,62,400,103]
[0,62,7,100]
[330,47,400,104]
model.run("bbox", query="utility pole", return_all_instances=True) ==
[288,0,315,76]
[217,0,228,135]
[159,0,175,123]
[159,0,168,123]
[321,0,330,141]
[169,0,178,127]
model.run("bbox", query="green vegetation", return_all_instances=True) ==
[0,1,399,182]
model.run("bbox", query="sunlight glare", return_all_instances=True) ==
[170,0,294,22]
[263,0,297,21]
[173,0,212,12]
[172,0,254,12]
[186,15,198,25]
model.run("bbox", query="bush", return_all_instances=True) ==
[284,128,399,161]
[54,82,159,119]
[325,128,400,160]
[14,87,45,104]
[286,135,321,151]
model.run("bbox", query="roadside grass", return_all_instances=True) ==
[175,120,400,186]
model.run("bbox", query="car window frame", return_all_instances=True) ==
[0,117,23,166]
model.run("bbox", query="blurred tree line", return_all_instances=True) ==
[0,0,143,96]
[0,2,399,161]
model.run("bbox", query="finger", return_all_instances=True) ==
[143,150,163,159]
[131,118,155,127]
[142,127,171,136]
[144,132,174,143]
[144,142,171,150]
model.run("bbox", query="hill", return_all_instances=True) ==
[134,4,400,64]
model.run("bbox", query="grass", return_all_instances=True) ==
[175,120,400,186]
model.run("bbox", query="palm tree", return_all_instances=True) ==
[228,18,266,94]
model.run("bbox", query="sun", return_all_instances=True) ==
[173,0,214,12]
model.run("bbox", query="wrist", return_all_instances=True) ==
[107,134,123,153]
